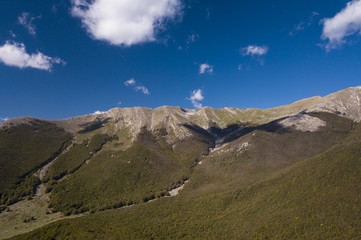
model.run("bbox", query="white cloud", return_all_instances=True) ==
[192,101,203,109]
[187,89,204,109]
[199,63,213,74]
[18,12,40,36]
[117,101,122,105]
[135,86,150,95]
[237,64,243,71]
[124,78,150,94]
[0,117,9,122]
[71,0,183,46]
[92,111,106,115]
[321,0,361,50]
[124,78,136,86]
[0,41,65,71]
[241,45,269,56]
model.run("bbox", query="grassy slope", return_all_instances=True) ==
[247,112,354,169]
[47,127,212,215]
[0,120,71,207]
[10,116,361,239]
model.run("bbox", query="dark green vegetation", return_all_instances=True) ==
[45,134,114,181]
[46,127,212,215]
[0,120,71,209]
[8,113,361,239]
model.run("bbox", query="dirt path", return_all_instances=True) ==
[168,181,189,197]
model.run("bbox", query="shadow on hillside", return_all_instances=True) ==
[182,124,214,139]
[182,117,292,147]
[78,117,111,134]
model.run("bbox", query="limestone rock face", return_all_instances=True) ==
[309,86,361,121]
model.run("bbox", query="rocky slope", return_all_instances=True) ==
[2,86,361,141]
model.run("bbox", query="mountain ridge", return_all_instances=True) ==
[1,85,361,239]
[3,86,361,128]
[2,86,361,146]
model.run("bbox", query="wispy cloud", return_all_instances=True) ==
[70,0,183,46]
[241,45,269,56]
[206,8,211,20]
[124,78,136,86]
[321,0,361,50]
[199,63,213,74]
[187,89,204,109]
[178,33,199,51]
[9,31,16,38]
[0,41,65,71]
[289,12,319,36]
[124,78,150,95]
[238,64,251,71]
[18,12,40,36]
[135,86,150,95]
[187,33,199,44]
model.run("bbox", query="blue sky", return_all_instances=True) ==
[1,0,361,120]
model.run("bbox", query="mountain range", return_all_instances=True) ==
[1,86,361,239]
